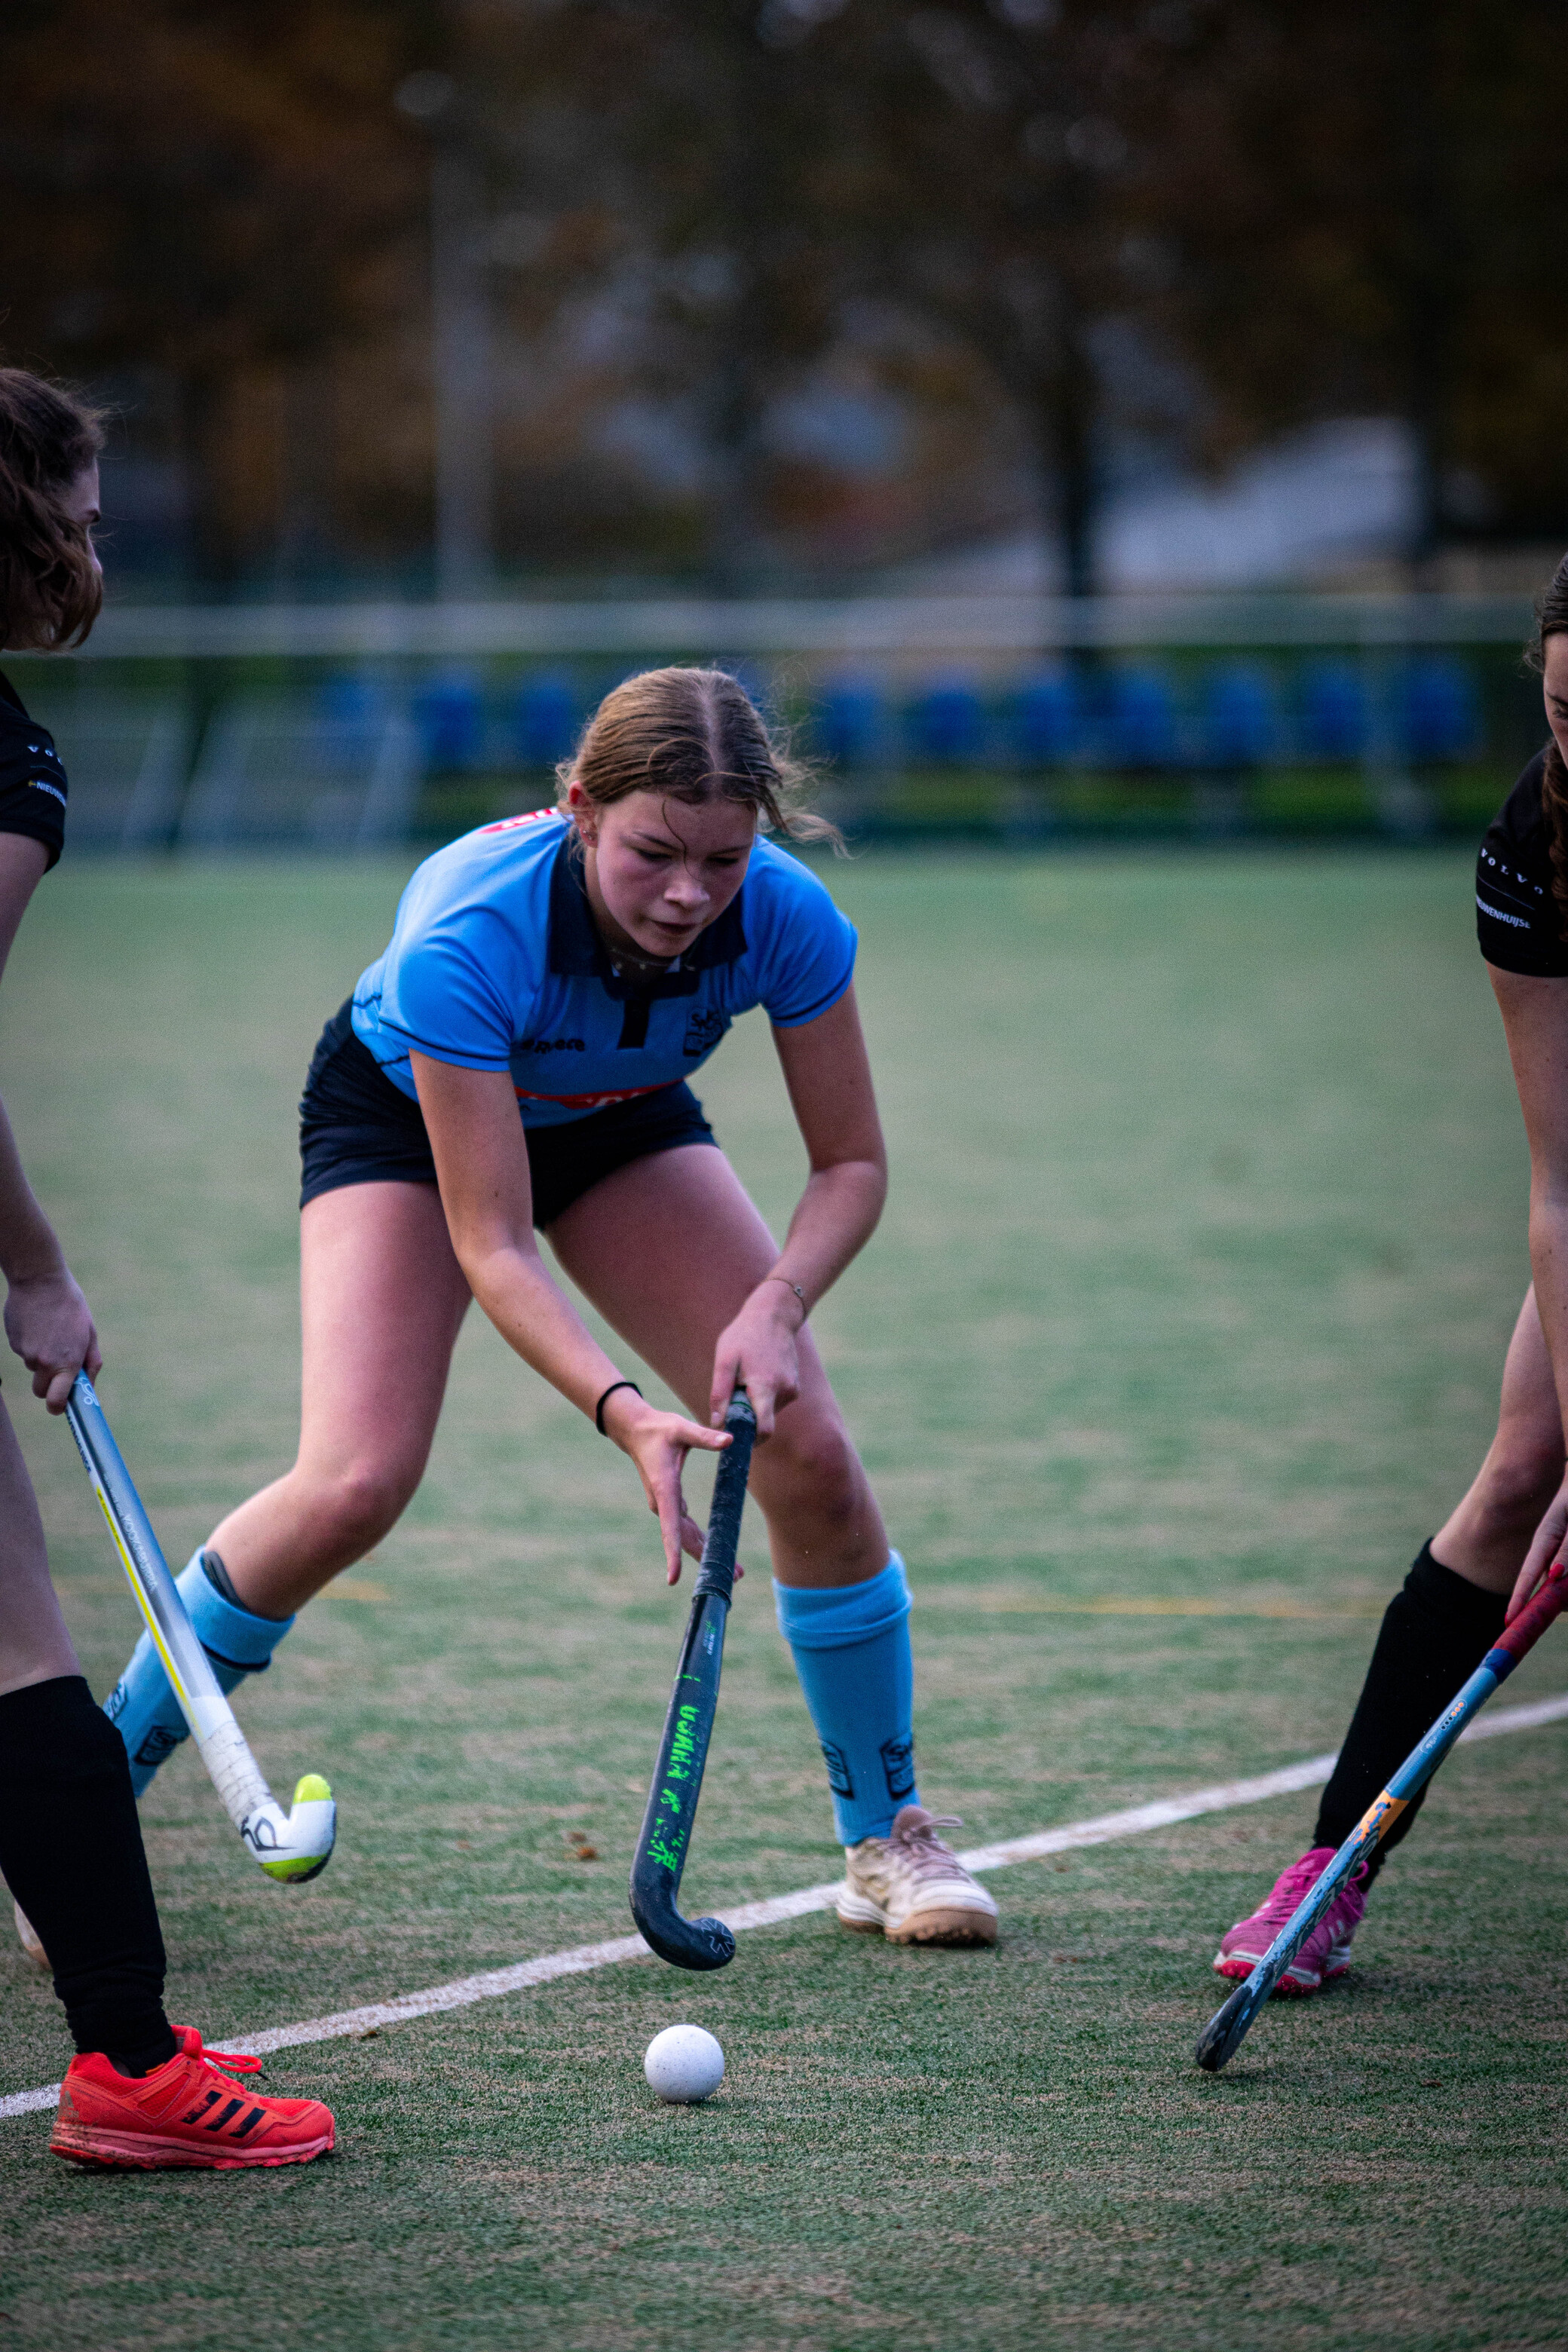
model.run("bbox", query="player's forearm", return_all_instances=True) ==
[458,1235,625,1419]
[765,1157,887,1313]
[0,1090,66,1285]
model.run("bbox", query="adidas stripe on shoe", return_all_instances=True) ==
[50,2025,335,2170]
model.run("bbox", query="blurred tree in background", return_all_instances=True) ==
[1138,0,1568,564]
[1,0,1564,591]
[0,0,433,579]
[809,0,1180,596]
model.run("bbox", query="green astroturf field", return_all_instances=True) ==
[2,848,1567,2351]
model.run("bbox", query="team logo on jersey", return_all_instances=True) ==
[682,1007,730,1058]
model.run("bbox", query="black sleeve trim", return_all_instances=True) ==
[1475,903,1566,976]
[0,681,68,870]
[0,779,65,869]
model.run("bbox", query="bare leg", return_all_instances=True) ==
[0,1393,78,1698]
[547,1144,889,1588]
[1431,1285,1564,1594]
[210,1184,472,1619]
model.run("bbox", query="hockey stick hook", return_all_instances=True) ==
[629,1389,755,1970]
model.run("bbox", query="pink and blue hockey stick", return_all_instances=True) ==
[1196,1557,1568,2072]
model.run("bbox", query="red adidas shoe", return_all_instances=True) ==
[50,2025,335,2170]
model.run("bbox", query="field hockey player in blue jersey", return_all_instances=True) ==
[109,665,997,1948]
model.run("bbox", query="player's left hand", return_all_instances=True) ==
[709,1284,803,1441]
[4,1260,102,1413]
[1508,1475,1568,1622]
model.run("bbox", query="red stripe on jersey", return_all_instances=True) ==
[479,808,559,835]
[513,1081,670,1110]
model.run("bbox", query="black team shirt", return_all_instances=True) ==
[1475,747,1568,977]
[0,669,68,868]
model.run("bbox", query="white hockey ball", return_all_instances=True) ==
[643,2023,725,2104]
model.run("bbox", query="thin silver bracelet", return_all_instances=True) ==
[764,1276,807,1309]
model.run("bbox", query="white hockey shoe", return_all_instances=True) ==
[836,1805,999,1946]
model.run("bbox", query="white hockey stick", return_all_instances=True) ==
[66,1373,335,1884]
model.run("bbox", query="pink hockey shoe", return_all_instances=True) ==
[1213,1845,1367,1995]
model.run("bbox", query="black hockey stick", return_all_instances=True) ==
[629,1387,756,1970]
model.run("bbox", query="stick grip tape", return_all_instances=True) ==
[692,1390,756,1602]
[1490,1560,1568,1668]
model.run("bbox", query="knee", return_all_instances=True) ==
[1471,1444,1563,1541]
[306,1459,414,1563]
[762,1408,865,1533]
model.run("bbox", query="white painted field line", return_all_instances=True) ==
[6,1689,1568,2125]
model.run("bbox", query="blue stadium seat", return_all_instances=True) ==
[1300,661,1370,761]
[1204,665,1276,768]
[412,672,484,771]
[1012,669,1079,766]
[315,673,390,770]
[1106,669,1177,768]
[513,675,580,769]
[908,677,986,765]
[1401,657,1479,762]
[815,677,885,770]
[317,672,388,731]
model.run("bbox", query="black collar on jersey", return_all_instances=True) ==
[546,829,746,1049]
[0,670,28,719]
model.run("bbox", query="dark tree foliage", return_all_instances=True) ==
[2,0,1564,583]
[803,0,1168,594]
[1125,0,1568,551]
[483,0,1162,588]
[0,0,436,574]
[466,0,891,584]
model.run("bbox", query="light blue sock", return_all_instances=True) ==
[103,1551,294,1796]
[773,1554,919,1846]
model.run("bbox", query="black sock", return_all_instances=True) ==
[201,1546,287,1622]
[106,2030,183,2078]
[1312,1542,1508,1882]
[0,1676,175,2068]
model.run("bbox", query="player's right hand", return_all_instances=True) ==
[3,1260,101,1412]
[1508,1475,1568,1622]
[602,1393,733,1586]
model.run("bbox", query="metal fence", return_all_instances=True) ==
[10,590,1545,851]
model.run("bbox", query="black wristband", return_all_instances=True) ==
[595,1379,643,1435]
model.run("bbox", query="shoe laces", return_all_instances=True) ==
[202,2047,263,2080]
[1255,1851,1330,1928]
[175,2028,262,2081]
[888,1811,965,1880]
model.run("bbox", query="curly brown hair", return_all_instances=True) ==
[1526,553,1568,939]
[557,666,843,852]
[0,368,106,653]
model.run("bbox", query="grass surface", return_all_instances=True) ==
[2,848,1565,2350]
